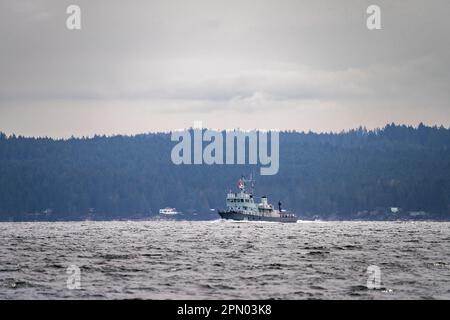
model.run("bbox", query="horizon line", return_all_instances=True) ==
[1,122,449,141]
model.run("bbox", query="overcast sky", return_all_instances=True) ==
[1,0,449,137]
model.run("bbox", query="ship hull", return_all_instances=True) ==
[218,211,297,223]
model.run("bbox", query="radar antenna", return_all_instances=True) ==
[239,174,255,194]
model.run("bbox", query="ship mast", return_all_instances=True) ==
[239,174,255,195]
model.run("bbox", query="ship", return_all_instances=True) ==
[218,176,298,223]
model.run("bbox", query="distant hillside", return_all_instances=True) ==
[1,123,450,221]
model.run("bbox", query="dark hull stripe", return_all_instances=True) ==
[218,211,297,223]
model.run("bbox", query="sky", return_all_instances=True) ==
[0,0,449,137]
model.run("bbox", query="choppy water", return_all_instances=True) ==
[0,220,449,299]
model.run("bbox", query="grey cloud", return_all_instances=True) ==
[0,0,449,136]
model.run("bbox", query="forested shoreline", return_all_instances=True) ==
[1,123,449,221]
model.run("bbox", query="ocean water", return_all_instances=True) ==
[0,220,449,299]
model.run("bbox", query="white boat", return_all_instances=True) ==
[159,207,181,215]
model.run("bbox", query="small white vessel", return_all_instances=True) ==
[159,207,181,215]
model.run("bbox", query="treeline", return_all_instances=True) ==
[0,123,449,221]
